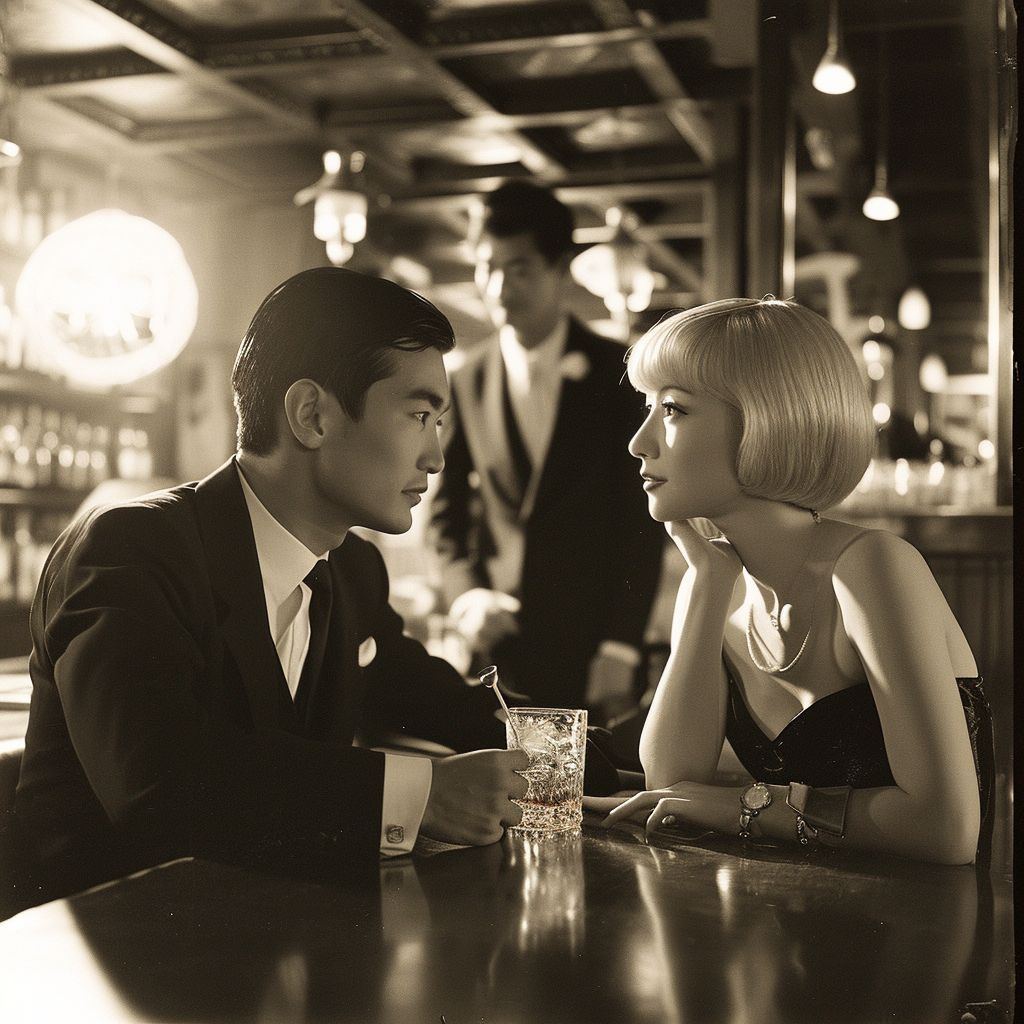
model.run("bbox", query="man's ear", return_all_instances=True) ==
[283,379,328,450]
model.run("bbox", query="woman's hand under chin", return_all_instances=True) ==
[667,518,743,583]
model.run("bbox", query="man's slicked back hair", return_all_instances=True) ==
[232,266,455,455]
[480,180,576,265]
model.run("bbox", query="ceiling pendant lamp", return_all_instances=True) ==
[813,0,856,95]
[862,164,899,221]
[862,31,899,221]
[294,150,368,265]
[570,208,655,317]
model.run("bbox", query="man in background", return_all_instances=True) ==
[428,181,664,722]
[13,267,527,912]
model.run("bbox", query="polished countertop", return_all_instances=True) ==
[0,816,1013,1024]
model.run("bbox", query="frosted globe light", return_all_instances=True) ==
[15,209,197,387]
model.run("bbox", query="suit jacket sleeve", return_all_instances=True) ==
[345,536,506,753]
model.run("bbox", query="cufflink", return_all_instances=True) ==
[358,636,377,667]
[385,824,405,845]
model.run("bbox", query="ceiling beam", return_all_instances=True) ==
[425,19,713,60]
[61,0,319,133]
[329,0,565,180]
[585,0,713,164]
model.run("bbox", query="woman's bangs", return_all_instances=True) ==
[627,317,714,393]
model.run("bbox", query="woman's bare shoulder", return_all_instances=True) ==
[828,525,929,584]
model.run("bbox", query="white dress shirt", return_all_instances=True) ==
[236,464,431,856]
[499,317,568,473]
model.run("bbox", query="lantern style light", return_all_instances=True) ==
[295,150,367,265]
[570,208,655,315]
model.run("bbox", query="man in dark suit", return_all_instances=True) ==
[429,182,665,719]
[12,267,528,911]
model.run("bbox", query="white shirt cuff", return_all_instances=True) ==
[380,753,432,857]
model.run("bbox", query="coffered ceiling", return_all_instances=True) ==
[0,0,1006,348]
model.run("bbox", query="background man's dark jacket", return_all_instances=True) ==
[429,318,665,707]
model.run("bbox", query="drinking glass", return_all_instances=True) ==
[506,707,587,837]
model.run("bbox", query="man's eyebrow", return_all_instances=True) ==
[406,388,450,414]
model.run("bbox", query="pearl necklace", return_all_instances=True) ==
[746,604,813,674]
[744,507,821,675]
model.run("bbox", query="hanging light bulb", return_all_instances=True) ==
[862,164,900,221]
[862,30,899,221]
[898,286,931,329]
[813,0,856,95]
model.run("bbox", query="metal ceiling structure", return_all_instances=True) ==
[0,0,1007,349]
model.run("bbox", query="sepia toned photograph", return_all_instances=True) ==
[0,1,1014,1021]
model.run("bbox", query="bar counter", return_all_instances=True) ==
[0,816,1013,1024]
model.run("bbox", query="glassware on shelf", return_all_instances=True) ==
[838,457,997,513]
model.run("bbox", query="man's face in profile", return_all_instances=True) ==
[311,346,449,536]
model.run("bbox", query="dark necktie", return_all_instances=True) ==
[294,560,333,724]
[501,369,533,509]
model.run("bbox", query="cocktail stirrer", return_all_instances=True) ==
[478,664,523,746]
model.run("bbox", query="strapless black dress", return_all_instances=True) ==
[725,673,995,862]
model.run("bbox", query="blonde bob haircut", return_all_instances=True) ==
[626,297,876,511]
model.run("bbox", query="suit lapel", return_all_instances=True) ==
[314,559,363,743]
[193,459,295,732]
[531,321,596,512]
[454,343,526,513]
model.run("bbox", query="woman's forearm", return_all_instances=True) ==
[639,570,735,789]
[648,780,980,866]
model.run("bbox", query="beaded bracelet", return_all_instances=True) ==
[795,815,819,845]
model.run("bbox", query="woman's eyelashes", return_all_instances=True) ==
[661,399,688,418]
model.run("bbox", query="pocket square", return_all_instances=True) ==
[358,636,377,667]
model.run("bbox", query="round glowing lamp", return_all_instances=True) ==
[15,209,198,387]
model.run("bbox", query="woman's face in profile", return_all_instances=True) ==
[628,381,743,523]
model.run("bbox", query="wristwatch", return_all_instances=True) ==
[739,783,772,838]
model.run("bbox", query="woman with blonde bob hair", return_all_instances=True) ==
[591,297,992,865]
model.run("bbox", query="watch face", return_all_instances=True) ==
[742,784,771,811]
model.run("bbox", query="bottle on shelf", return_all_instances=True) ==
[89,424,111,488]
[56,412,78,490]
[13,510,35,605]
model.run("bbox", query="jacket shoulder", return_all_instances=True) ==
[332,531,389,589]
[62,486,198,558]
